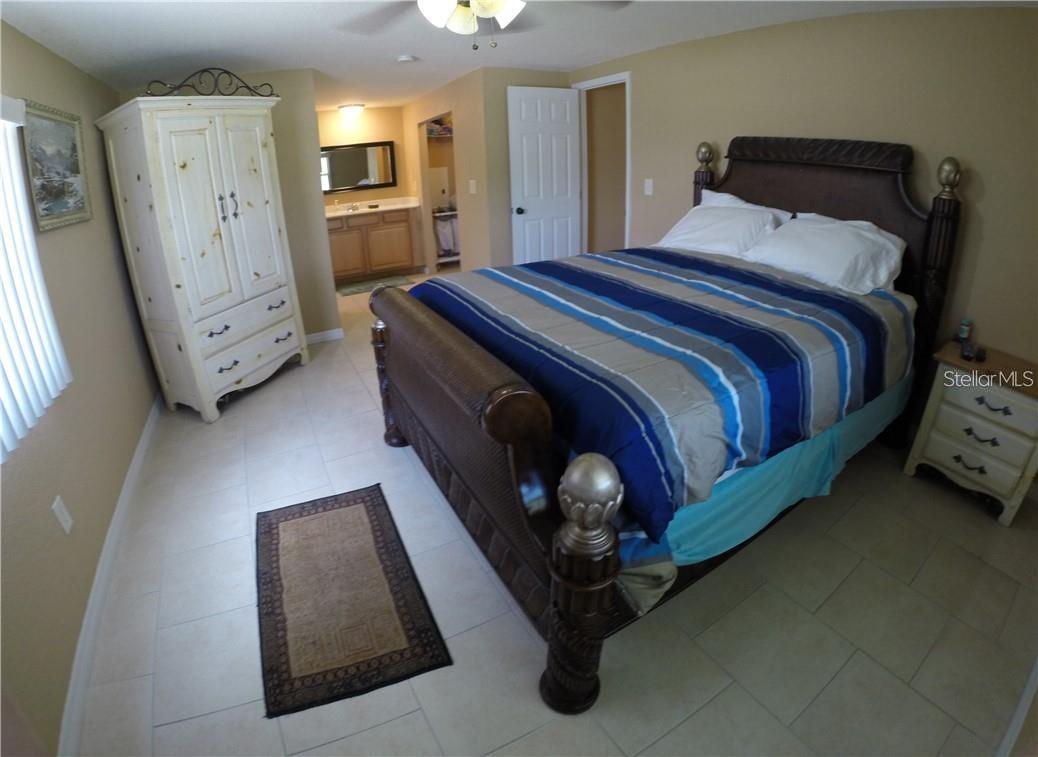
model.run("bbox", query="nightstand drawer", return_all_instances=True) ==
[933,403,1035,469]
[943,372,1038,439]
[922,430,1021,497]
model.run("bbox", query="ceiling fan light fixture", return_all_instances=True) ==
[493,0,526,30]
[445,2,478,35]
[417,0,456,28]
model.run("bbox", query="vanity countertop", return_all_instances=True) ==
[325,196,419,219]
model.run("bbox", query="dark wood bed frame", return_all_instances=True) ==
[369,137,962,713]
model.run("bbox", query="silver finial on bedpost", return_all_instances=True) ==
[694,142,716,206]
[937,157,961,200]
[558,453,624,539]
[696,142,715,170]
[540,452,623,714]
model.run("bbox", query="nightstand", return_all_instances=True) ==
[904,342,1038,525]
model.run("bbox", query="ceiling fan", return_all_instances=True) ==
[418,0,526,35]
[340,1,632,41]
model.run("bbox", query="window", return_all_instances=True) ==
[1,96,72,462]
[320,155,331,191]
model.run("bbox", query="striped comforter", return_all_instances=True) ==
[410,248,914,542]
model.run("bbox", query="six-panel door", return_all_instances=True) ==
[156,115,245,319]
[219,114,288,299]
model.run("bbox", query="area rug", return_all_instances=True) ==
[336,275,414,297]
[256,485,451,717]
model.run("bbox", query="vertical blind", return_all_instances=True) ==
[1,104,72,462]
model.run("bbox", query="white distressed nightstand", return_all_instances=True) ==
[904,342,1038,525]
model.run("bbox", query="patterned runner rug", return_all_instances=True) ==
[256,485,451,717]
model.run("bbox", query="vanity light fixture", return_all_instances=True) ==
[338,104,365,117]
[418,0,526,36]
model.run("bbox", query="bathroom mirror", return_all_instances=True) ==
[320,140,396,193]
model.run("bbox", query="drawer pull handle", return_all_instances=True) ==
[274,331,293,344]
[217,359,240,374]
[963,427,1000,447]
[207,324,231,338]
[952,454,986,475]
[267,299,287,311]
[974,395,1012,416]
[218,193,227,223]
[230,191,239,219]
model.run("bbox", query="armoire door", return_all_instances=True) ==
[156,115,245,319]
[219,113,288,299]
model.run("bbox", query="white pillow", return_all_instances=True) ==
[742,214,907,295]
[656,205,783,258]
[701,189,793,224]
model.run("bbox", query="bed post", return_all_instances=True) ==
[693,142,715,206]
[540,453,622,714]
[370,307,408,448]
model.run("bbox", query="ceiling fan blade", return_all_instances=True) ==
[491,7,543,34]
[338,4,415,36]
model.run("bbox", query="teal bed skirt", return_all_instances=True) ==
[657,372,911,566]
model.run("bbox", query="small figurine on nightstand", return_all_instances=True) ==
[904,339,1038,526]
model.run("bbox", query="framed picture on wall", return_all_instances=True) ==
[21,101,92,231]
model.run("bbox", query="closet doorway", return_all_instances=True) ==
[419,113,460,273]
[573,73,630,253]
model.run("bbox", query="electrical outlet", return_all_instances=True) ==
[468,179,478,194]
[52,495,73,535]
[643,178,654,196]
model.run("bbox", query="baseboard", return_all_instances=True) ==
[57,396,162,757]
[306,328,344,345]
[999,657,1038,757]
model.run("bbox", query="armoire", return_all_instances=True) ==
[97,96,309,422]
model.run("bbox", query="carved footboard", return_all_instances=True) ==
[370,286,624,712]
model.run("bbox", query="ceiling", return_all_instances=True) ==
[4,1,951,110]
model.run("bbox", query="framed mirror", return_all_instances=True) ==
[320,140,396,193]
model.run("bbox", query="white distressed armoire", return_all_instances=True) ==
[97,96,309,422]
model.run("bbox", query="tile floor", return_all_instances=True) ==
[78,289,1037,756]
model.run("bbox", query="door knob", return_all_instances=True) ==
[515,207,525,215]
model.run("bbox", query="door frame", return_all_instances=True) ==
[572,71,631,251]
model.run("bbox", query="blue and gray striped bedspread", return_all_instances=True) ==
[410,248,914,542]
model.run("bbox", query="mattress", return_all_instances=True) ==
[410,247,915,542]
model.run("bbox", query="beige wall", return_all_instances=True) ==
[570,8,1038,360]
[0,22,156,752]
[427,136,456,201]
[316,106,414,205]
[244,69,340,335]
[586,83,627,253]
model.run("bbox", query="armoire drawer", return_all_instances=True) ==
[205,318,299,393]
[194,287,294,357]
[933,403,1035,469]
[922,429,1021,497]
[942,371,1038,438]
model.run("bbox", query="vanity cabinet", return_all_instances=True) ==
[327,209,416,281]
[97,96,309,422]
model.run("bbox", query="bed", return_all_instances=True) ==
[368,136,962,713]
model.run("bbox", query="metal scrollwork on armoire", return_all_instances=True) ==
[144,68,277,97]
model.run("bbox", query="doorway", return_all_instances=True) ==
[573,72,631,252]
[419,113,460,274]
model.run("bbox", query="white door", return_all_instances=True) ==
[156,115,245,319]
[507,87,581,265]
[218,113,287,299]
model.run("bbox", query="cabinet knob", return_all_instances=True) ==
[515,207,525,215]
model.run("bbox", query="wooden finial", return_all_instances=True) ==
[937,156,962,199]
[540,452,623,714]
